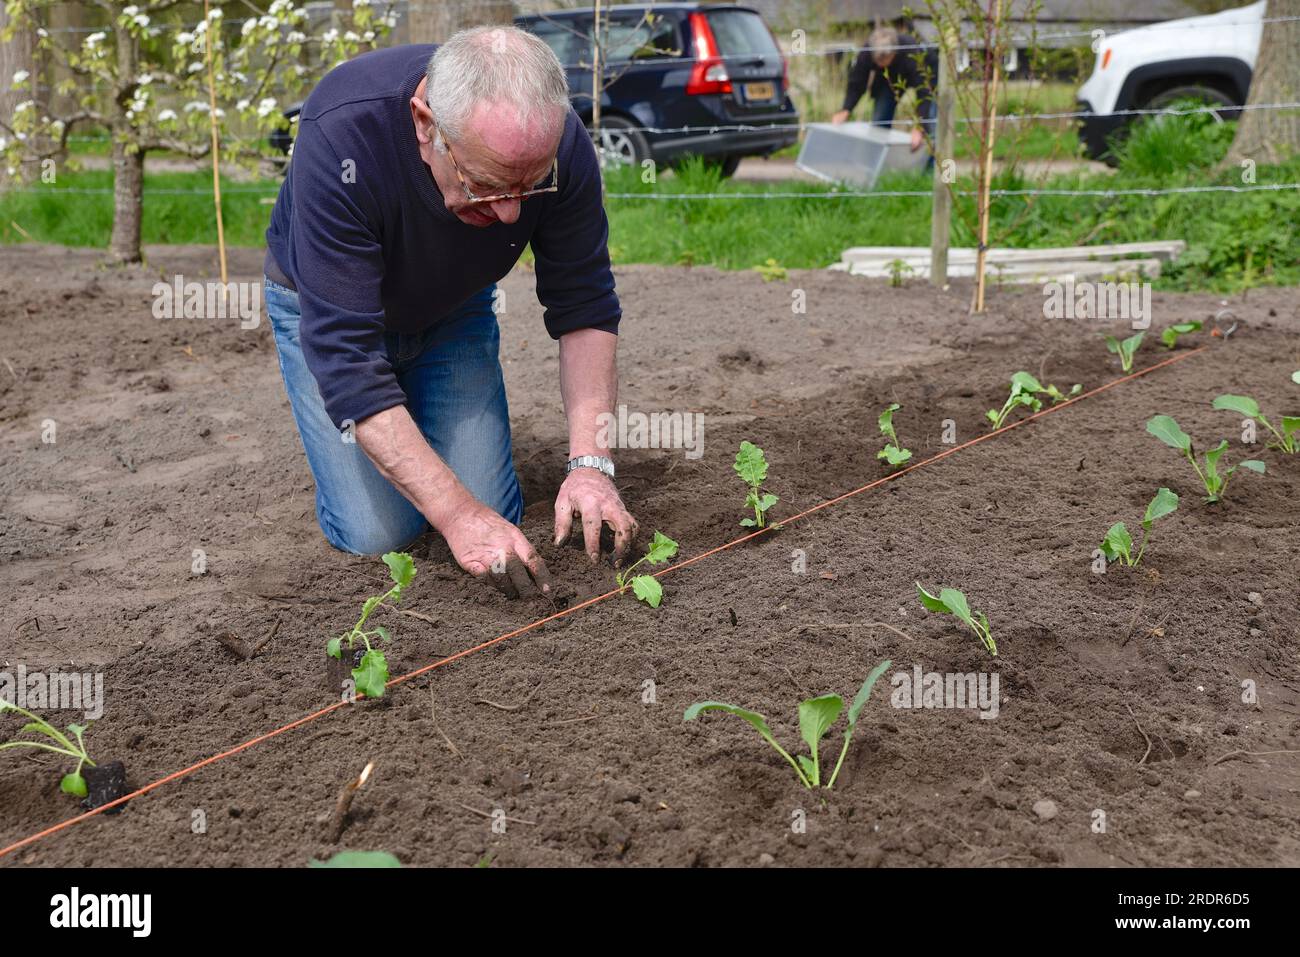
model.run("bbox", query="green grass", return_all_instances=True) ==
[1,109,1296,293]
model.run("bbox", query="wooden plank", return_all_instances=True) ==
[841,258,1164,282]
[841,241,1186,265]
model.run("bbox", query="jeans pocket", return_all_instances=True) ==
[264,278,302,343]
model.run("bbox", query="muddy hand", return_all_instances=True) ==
[442,501,552,599]
[554,468,638,567]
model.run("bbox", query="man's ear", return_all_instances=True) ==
[410,95,435,145]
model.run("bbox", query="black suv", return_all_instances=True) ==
[517,3,799,176]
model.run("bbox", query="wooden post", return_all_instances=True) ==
[592,0,604,136]
[929,26,956,287]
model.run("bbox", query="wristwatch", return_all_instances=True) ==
[566,454,615,479]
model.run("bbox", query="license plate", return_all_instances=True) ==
[743,81,775,101]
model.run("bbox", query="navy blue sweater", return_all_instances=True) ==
[266,44,620,429]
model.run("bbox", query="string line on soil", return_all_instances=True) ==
[0,344,1208,862]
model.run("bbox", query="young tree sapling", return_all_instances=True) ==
[327,551,416,699]
[1212,394,1300,454]
[1105,332,1145,372]
[1146,415,1265,503]
[0,701,96,799]
[734,441,778,528]
[683,660,891,789]
[916,584,996,656]
[615,531,679,608]
[1100,487,1179,567]
[877,403,912,466]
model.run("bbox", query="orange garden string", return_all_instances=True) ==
[0,345,1208,860]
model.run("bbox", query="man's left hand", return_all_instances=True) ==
[554,467,639,565]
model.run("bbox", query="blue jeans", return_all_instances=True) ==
[871,89,937,171]
[265,278,523,555]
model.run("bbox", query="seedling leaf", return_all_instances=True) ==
[916,582,948,613]
[878,403,901,435]
[1211,394,1261,418]
[326,636,342,659]
[938,587,973,626]
[1293,371,1300,385]
[1240,460,1266,474]
[733,441,769,487]
[60,772,88,798]
[382,551,416,589]
[309,851,402,868]
[847,659,892,728]
[643,531,679,565]
[352,649,389,699]
[684,701,812,788]
[630,575,663,608]
[1161,321,1201,348]
[1142,487,1180,529]
[878,445,912,465]
[1100,522,1132,562]
[1146,415,1191,452]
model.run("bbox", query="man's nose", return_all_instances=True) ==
[488,197,521,224]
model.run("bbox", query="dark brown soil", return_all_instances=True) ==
[2,244,1298,867]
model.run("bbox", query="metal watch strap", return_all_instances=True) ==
[566,454,615,478]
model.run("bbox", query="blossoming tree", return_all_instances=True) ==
[0,1,394,262]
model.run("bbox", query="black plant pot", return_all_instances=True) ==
[82,761,128,814]
[325,646,366,696]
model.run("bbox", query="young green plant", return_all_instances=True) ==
[876,403,912,466]
[1105,331,1145,372]
[0,701,96,798]
[1212,394,1300,454]
[683,659,891,790]
[1146,415,1265,503]
[916,584,996,656]
[734,440,778,528]
[326,551,416,699]
[986,372,1080,430]
[615,531,679,608]
[1100,487,1179,567]
[1161,321,1202,349]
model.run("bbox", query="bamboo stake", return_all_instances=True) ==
[202,0,228,289]
[972,0,1004,314]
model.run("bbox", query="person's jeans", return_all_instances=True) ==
[871,88,937,171]
[265,278,523,556]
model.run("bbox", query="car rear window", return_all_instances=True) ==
[705,10,780,57]
[522,13,681,67]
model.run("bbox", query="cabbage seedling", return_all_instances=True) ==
[683,660,891,789]
[327,551,416,699]
[0,701,95,798]
[734,440,778,528]
[615,531,678,608]
[1146,415,1265,503]
[877,403,912,466]
[1161,321,1201,349]
[1100,487,1179,567]
[1105,332,1144,372]
[916,583,996,656]
[1212,394,1299,454]
[986,372,1080,430]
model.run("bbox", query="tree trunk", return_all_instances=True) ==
[408,1,515,44]
[1224,0,1300,166]
[1,4,39,182]
[109,141,144,263]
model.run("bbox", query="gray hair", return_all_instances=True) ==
[426,25,570,149]
[868,26,899,53]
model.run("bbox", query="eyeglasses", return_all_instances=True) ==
[438,125,559,205]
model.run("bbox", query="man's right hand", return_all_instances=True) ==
[440,498,553,600]
[831,109,851,125]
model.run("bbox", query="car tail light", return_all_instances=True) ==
[1101,48,1112,70]
[686,11,731,95]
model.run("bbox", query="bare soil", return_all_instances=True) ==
[2,244,1298,867]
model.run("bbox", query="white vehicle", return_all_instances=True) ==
[1077,0,1265,161]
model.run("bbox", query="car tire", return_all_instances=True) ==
[709,155,742,178]
[1141,84,1238,121]
[587,115,652,171]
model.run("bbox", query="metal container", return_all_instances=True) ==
[796,122,929,189]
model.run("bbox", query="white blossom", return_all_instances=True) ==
[84,31,107,49]
[383,14,398,28]
[138,73,153,85]
[184,101,209,113]
[187,62,205,74]
[242,19,257,36]
[157,109,178,123]
[122,5,139,16]
[12,70,29,84]
[343,31,359,42]
[208,8,223,19]
[259,16,278,30]
[322,28,339,43]
[269,0,293,13]
[286,31,306,43]
[36,28,48,38]
[256,97,278,118]
[362,30,375,42]
[133,14,150,28]
[177,32,194,45]
[236,98,251,111]
[353,0,372,6]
